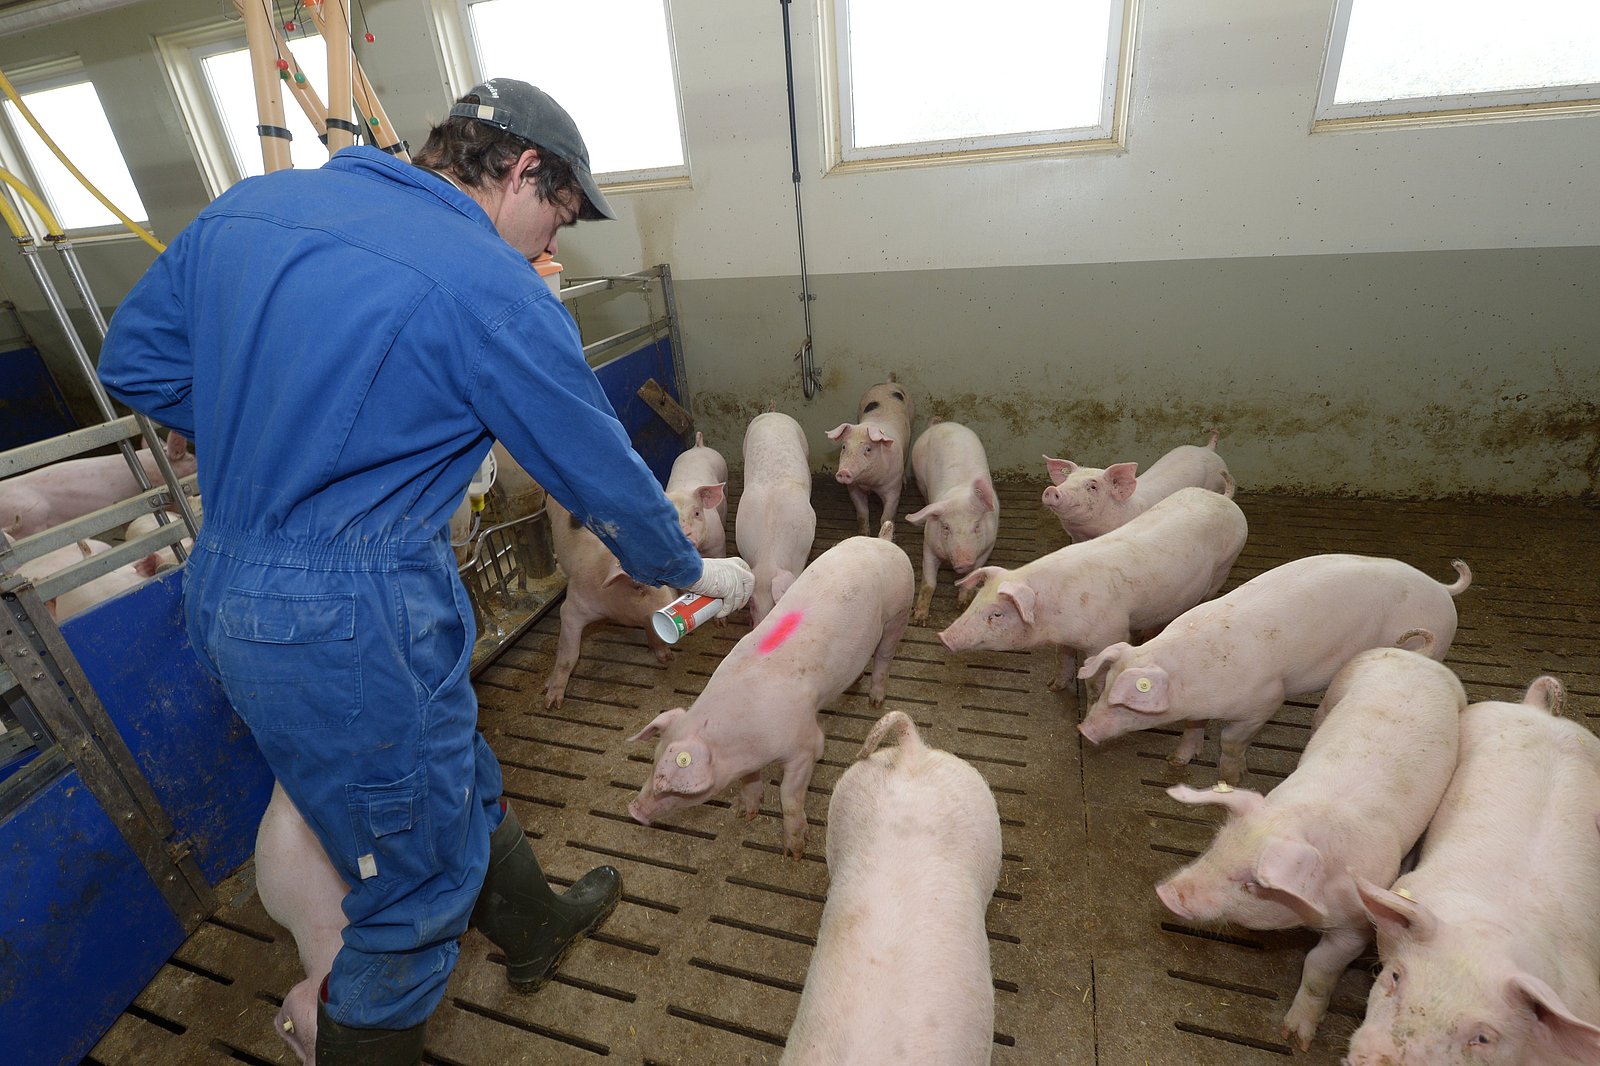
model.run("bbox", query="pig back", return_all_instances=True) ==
[736,414,816,582]
[1062,487,1248,631]
[724,536,912,697]
[1139,442,1234,499]
[911,421,992,502]
[783,717,999,1065]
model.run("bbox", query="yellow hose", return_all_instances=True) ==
[0,68,165,252]
[0,165,60,235]
[0,183,29,241]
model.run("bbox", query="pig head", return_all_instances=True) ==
[1040,457,1137,541]
[906,478,998,575]
[937,567,1039,653]
[1155,784,1330,932]
[626,708,724,826]
[1347,879,1600,1065]
[1076,642,1175,744]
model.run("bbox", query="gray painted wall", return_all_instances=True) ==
[0,0,1595,498]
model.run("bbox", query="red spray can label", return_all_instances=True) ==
[651,593,722,644]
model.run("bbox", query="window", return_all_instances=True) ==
[460,0,689,185]
[1317,0,1600,125]
[158,22,344,195]
[0,69,148,235]
[827,0,1133,167]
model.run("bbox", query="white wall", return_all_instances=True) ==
[0,0,1595,498]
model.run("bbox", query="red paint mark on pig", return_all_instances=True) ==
[760,611,804,655]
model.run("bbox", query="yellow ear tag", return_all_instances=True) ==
[1212,782,1233,793]
[1396,888,1416,902]
[1136,677,1153,692]
[675,751,692,768]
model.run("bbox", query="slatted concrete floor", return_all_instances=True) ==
[86,479,1600,1065]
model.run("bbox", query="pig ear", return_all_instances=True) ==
[1507,972,1600,1059]
[866,426,895,445]
[1253,837,1329,925]
[1106,462,1139,502]
[996,581,1036,626]
[1353,874,1437,944]
[655,740,714,796]
[972,478,997,513]
[905,501,943,526]
[627,707,687,743]
[1108,664,1169,713]
[1078,642,1130,681]
[956,565,1002,591]
[696,483,726,511]
[134,552,163,579]
[602,563,635,589]
[1166,783,1265,819]
[825,423,853,442]
[1042,456,1077,486]
[165,432,189,461]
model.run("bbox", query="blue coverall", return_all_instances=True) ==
[98,145,704,1030]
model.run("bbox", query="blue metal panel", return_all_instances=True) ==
[62,569,274,886]
[594,335,682,486]
[0,345,76,450]
[0,760,186,1066]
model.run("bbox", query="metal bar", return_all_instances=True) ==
[0,585,213,929]
[14,537,165,604]
[0,415,138,477]
[0,482,188,570]
[657,263,692,430]
[583,322,667,366]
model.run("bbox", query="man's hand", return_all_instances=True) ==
[687,557,755,618]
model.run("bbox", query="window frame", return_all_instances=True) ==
[0,57,149,242]
[821,0,1137,173]
[1314,0,1600,129]
[449,0,693,192]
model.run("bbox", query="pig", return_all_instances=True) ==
[255,781,348,1064]
[780,710,1001,1065]
[545,496,679,708]
[1346,676,1600,1066]
[1042,428,1234,543]
[627,525,914,857]
[1155,647,1466,1050]
[904,419,1000,625]
[11,536,165,621]
[0,431,196,539]
[827,375,915,535]
[735,411,817,627]
[123,500,200,570]
[664,432,728,557]
[939,487,1247,693]
[1078,552,1471,785]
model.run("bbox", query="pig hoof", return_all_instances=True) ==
[654,648,674,665]
[910,611,928,627]
[544,690,564,710]
[1047,678,1069,692]
[1165,752,1193,768]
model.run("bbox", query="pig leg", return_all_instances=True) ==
[1048,646,1080,693]
[877,484,901,539]
[847,485,872,535]
[644,622,674,666]
[1216,716,1269,786]
[544,599,593,708]
[1281,925,1370,1051]
[256,782,348,1065]
[911,541,941,626]
[734,772,764,820]
[867,608,912,707]
[1168,721,1207,767]
[778,737,823,858]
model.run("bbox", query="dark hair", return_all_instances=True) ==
[413,98,590,216]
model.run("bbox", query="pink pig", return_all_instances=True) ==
[904,419,1000,625]
[735,411,816,627]
[1156,647,1466,1050]
[0,431,196,539]
[1042,428,1234,543]
[665,432,728,557]
[544,497,678,709]
[939,487,1246,693]
[1078,553,1471,785]
[254,781,348,1064]
[11,536,166,621]
[780,710,1000,1065]
[1347,676,1600,1066]
[627,525,913,857]
[827,376,915,535]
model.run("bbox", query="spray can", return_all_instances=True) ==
[651,593,722,645]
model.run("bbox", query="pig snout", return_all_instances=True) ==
[627,798,654,826]
[1042,485,1060,508]
[835,467,855,485]
[1155,879,1194,920]
[937,629,957,652]
[1078,713,1115,745]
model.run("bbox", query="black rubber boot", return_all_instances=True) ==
[470,804,622,992]
[314,1000,426,1065]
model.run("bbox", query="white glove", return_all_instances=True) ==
[687,556,755,618]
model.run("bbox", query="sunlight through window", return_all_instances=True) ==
[3,81,147,231]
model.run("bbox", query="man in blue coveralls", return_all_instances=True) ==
[98,79,754,1063]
